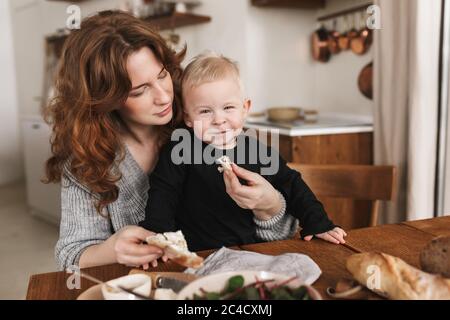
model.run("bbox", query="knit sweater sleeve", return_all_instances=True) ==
[253,193,299,241]
[54,173,112,271]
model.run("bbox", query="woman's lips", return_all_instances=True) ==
[154,105,172,117]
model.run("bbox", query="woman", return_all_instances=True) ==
[45,10,297,271]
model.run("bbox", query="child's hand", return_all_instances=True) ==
[303,227,347,244]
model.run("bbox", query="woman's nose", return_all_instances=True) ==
[153,84,171,105]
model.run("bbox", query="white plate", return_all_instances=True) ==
[77,274,152,300]
[177,270,315,300]
[77,284,103,300]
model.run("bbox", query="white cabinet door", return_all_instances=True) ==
[22,118,61,225]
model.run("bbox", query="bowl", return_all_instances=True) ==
[267,107,302,122]
[101,274,152,300]
[177,270,321,300]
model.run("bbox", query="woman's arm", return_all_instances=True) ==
[56,175,162,270]
[79,226,163,269]
[78,234,118,268]
[55,175,113,270]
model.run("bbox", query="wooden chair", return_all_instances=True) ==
[287,164,397,227]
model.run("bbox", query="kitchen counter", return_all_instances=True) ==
[244,113,373,137]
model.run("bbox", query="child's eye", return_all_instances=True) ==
[199,109,211,114]
[224,106,236,110]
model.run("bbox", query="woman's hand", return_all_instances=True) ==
[114,225,164,270]
[303,227,347,244]
[223,163,282,221]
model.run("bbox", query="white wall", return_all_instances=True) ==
[176,0,317,112]
[10,0,126,117]
[0,0,23,185]
[444,85,450,215]
[11,0,373,117]
[178,0,373,114]
[245,4,317,112]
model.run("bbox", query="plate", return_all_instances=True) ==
[101,274,151,300]
[77,284,103,300]
[76,271,198,300]
[177,270,322,300]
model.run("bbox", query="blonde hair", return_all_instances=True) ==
[181,51,244,101]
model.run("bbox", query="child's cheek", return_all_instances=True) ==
[192,121,210,142]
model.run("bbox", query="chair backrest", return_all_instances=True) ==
[287,164,397,226]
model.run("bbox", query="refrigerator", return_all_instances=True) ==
[22,117,61,225]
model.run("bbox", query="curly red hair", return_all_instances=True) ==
[44,10,186,215]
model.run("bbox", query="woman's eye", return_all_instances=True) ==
[129,91,141,98]
[130,86,148,97]
[158,70,168,79]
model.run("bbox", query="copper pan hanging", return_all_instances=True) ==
[327,19,341,54]
[340,14,359,51]
[358,61,373,99]
[351,12,373,55]
[312,24,331,63]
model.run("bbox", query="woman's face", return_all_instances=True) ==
[120,47,174,129]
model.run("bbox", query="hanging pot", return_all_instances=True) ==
[328,31,341,54]
[351,12,373,55]
[311,25,331,63]
[339,14,358,51]
[327,19,341,54]
[358,61,373,99]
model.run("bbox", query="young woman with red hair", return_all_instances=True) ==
[45,10,297,271]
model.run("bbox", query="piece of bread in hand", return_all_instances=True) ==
[420,236,450,278]
[146,231,204,269]
[215,156,233,173]
[346,252,450,299]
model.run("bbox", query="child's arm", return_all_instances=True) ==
[139,141,186,233]
[271,155,346,243]
[303,227,347,244]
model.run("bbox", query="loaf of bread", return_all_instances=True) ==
[420,236,450,278]
[346,252,450,300]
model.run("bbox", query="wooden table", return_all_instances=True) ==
[26,216,450,300]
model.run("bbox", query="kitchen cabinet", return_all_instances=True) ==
[278,132,373,230]
[251,0,325,9]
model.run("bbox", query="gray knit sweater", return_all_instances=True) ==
[55,147,298,270]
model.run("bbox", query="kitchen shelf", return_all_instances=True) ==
[251,0,325,9]
[317,2,373,22]
[144,12,211,30]
[45,12,211,52]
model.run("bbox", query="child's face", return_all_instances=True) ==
[183,76,251,149]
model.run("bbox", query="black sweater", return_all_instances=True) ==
[139,131,335,251]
